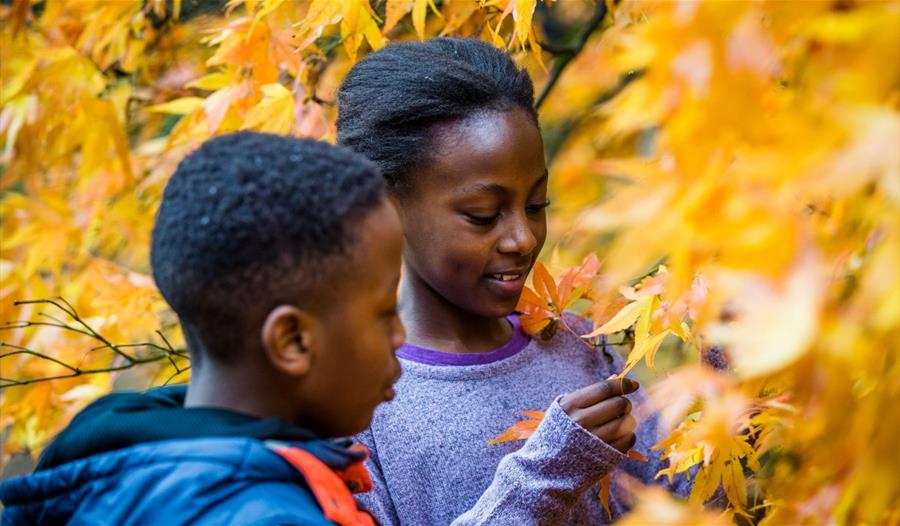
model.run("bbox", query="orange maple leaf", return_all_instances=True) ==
[627,450,649,462]
[598,473,613,519]
[598,449,649,518]
[516,254,601,337]
[486,410,545,446]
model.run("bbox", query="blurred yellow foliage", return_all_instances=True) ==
[2,0,898,523]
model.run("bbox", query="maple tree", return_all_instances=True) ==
[2,0,898,524]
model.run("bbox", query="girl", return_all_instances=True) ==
[337,38,692,525]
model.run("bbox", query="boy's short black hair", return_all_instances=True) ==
[151,132,385,362]
[336,37,537,195]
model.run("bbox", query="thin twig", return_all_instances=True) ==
[4,321,96,339]
[115,342,189,358]
[0,343,81,374]
[36,311,74,328]
[56,297,137,362]
[1,360,159,388]
[557,317,629,350]
[156,330,179,354]
[162,365,191,386]
[16,298,76,318]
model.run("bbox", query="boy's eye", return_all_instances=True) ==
[526,200,551,214]
[464,212,500,226]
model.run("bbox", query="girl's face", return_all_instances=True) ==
[399,108,548,318]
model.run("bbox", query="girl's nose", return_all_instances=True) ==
[497,213,538,256]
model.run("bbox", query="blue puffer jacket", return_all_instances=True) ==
[0,387,370,525]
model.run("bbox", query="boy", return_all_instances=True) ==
[0,132,405,525]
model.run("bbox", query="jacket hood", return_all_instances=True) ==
[36,385,348,470]
[0,386,366,525]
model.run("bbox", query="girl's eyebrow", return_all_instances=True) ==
[457,170,549,198]
[531,171,549,191]
[456,183,509,198]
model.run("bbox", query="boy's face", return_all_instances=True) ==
[399,108,548,318]
[301,198,405,437]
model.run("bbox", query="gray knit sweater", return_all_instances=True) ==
[355,316,692,525]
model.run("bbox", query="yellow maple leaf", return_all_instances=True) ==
[241,83,296,134]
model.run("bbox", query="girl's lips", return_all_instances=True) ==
[483,274,526,296]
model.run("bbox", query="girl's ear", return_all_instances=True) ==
[260,305,322,377]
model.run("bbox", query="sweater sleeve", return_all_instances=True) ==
[354,428,401,526]
[451,398,627,526]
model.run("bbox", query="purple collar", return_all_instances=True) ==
[396,316,531,366]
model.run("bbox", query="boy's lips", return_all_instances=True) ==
[384,372,401,401]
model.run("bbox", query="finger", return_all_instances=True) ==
[609,433,637,453]
[591,410,633,441]
[617,377,640,396]
[610,414,637,442]
[565,378,640,408]
[576,396,632,429]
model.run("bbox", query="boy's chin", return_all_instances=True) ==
[324,420,370,439]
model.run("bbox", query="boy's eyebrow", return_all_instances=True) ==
[386,275,401,295]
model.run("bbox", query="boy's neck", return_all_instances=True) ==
[185,363,296,422]
[398,269,512,354]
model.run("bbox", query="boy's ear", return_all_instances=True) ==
[388,194,407,222]
[260,305,322,377]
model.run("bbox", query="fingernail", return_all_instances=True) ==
[625,378,638,389]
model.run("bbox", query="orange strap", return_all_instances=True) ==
[272,446,376,526]
[334,444,374,494]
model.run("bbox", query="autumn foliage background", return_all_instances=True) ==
[1,0,898,523]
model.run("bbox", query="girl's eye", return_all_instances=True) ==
[464,213,500,226]
[526,200,551,214]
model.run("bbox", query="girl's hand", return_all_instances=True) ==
[558,378,640,453]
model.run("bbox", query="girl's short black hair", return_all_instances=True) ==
[336,37,537,194]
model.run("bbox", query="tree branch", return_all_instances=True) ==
[535,1,611,110]
[537,40,578,56]
[543,68,644,163]
[1,298,189,388]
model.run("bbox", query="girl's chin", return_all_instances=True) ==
[441,280,523,319]
[477,291,523,318]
